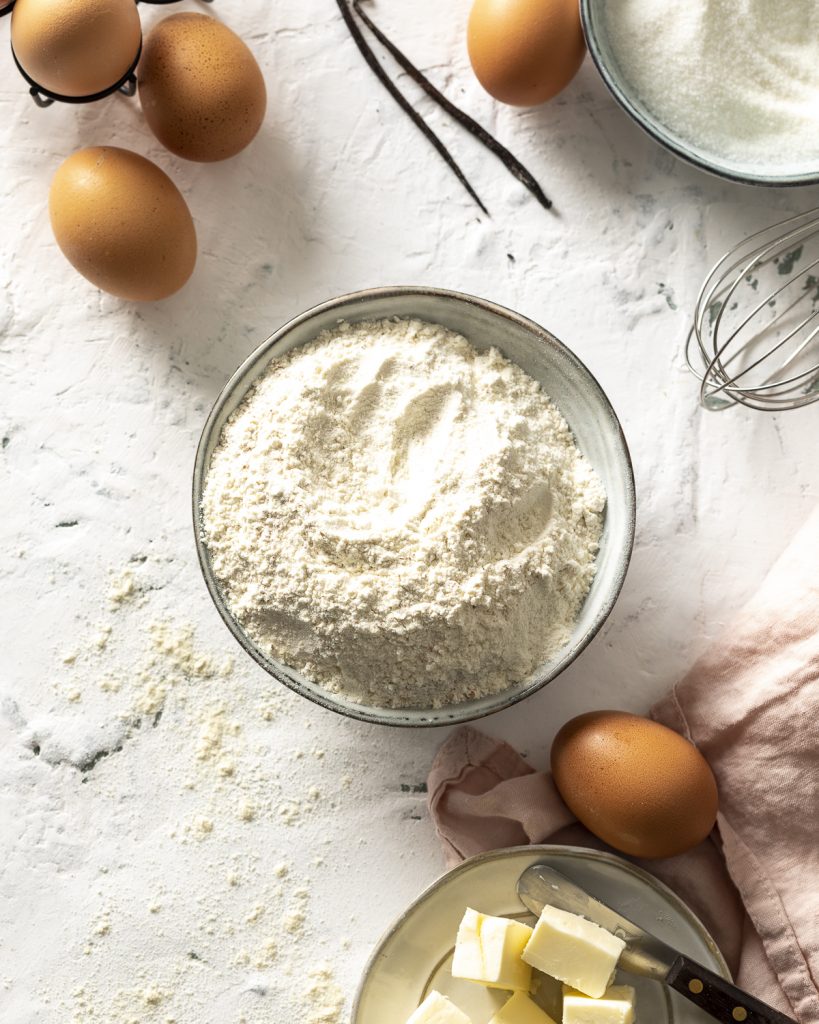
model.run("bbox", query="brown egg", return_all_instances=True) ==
[138,14,267,162]
[551,711,719,859]
[11,0,141,98]
[49,147,197,302]
[467,0,586,107]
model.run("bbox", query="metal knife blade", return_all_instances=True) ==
[516,861,682,982]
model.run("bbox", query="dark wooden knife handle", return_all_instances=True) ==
[667,956,797,1024]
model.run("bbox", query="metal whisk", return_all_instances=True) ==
[686,206,819,411]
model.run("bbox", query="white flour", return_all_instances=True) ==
[604,0,819,171]
[202,318,605,708]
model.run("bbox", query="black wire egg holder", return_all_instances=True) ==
[0,0,213,11]
[4,0,213,105]
[11,40,141,106]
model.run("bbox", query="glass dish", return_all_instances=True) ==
[352,844,729,1024]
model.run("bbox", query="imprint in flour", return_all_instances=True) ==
[477,481,554,562]
[303,386,467,566]
[389,384,464,511]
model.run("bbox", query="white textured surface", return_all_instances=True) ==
[0,1,818,1021]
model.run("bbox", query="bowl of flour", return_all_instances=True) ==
[193,288,635,726]
[582,0,819,185]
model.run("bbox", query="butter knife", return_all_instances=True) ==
[517,862,797,1024]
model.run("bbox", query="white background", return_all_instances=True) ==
[1,1,817,1021]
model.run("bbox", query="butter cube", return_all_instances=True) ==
[522,906,625,998]
[489,991,559,1024]
[406,991,473,1024]
[562,985,636,1024]
[452,908,534,991]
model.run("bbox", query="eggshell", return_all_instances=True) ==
[467,0,586,107]
[11,0,141,98]
[551,711,719,859]
[138,14,267,162]
[49,147,197,302]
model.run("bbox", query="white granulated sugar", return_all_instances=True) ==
[202,318,605,709]
[604,0,819,171]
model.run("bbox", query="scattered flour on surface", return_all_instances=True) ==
[302,964,346,1024]
[22,555,354,1024]
[108,568,136,606]
[202,318,605,709]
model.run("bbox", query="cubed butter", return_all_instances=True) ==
[452,908,534,991]
[406,990,473,1024]
[489,990,559,1024]
[562,984,636,1024]
[522,906,625,998]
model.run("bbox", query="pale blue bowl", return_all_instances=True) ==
[193,287,636,727]
[581,0,819,187]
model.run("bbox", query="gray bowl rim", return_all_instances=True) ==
[192,285,636,729]
[580,0,819,188]
[350,842,732,1022]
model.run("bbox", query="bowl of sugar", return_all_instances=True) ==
[581,0,819,185]
[193,287,635,727]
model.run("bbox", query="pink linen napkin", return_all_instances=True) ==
[428,505,819,1023]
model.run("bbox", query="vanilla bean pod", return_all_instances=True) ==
[352,0,552,211]
[335,0,489,215]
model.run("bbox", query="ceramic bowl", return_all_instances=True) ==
[352,845,729,1024]
[581,0,819,187]
[192,286,636,727]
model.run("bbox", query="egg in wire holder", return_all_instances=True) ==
[7,0,214,107]
[11,38,141,107]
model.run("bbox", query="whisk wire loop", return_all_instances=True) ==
[687,205,819,411]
